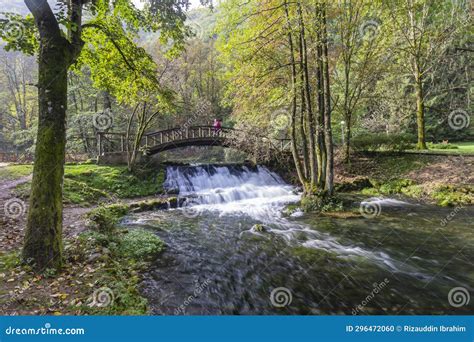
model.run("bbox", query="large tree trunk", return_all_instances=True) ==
[414,74,427,149]
[285,1,308,191]
[321,5,334,195]
[22,0,82,270]
[297,2,317,191]
[22,37,70,270]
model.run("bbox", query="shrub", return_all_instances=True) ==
[301,192,344,213]
[351,133,416,151]
[117,229,164,260]
[427,142,458,150]
[87,204,130,233]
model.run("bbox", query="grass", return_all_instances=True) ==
[0,202,165,315]
[406,141,474,155]
[347,154,432,181]
[360,179,473,206]
[8,163,166,206]
[0,164,33,181]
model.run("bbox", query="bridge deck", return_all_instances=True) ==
[96,126,290,156]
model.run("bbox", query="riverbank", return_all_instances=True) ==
[0,163,170,315]
[335,153,473,207]
[1,155,472,315]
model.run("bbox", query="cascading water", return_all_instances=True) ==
[164,164,300,219]
[163,165,426,275]
[122,164,474,315]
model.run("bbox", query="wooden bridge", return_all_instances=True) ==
[97,125,290,156]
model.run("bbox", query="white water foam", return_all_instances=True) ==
[163,164,430,278]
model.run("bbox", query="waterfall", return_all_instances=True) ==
[164,164,300,218]
[161,164,432,278]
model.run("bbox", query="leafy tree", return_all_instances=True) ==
[385,0,467,149]
[0,0,193,270]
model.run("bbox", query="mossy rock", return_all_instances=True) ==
[87,203,130,233]
[301,192,344,213]
[251,224,269,233]
[129,197,180,212]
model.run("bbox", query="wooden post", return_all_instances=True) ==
[120,135,125,152]
[145,135,149,147]
[160,132,163,144]
[97,132,103,156]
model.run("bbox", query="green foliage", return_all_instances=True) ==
[0,12,37,55]
[0,164,33,180]
[116,229,164,260]
[427,142,458,150]
[351,133,416,151]
[76,230,154,315]
[64,164,165,199]
[301,193,344,213]
[432,185,473,207]
[63,179,109,204]
[87,204,130,233]
[9,164,165,205]
[378,179,415,194]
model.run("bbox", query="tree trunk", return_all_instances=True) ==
[415,75,427,149]
[343,114,351,163]
[22,38,70,270]
[22,0,82,270]
[285,1,307,191]
[321,5,334,195]
[298,2,317,191]
[314,5,326,187]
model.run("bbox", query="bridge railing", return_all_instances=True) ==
[96,126,290,155]
[145,126,233,145]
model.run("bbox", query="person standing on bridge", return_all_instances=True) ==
[213,118,222,135]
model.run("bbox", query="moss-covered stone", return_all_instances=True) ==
[301,192,344,213]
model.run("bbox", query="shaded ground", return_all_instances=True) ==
[0,163,167,315]
[336,153,473,185]
[334,153,473,206]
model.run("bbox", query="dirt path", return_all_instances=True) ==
[0,172,92,252]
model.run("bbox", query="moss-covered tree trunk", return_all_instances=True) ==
[22,40,70,270]
[22,0,83,270]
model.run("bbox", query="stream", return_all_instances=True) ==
[121,164,474,315]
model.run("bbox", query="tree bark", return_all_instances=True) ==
[321,4,334,195]
[285,1,307,191]
[414,73,427,149]
[22,35,70,270]
[297,2,317,191]
[22,0,82,270]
